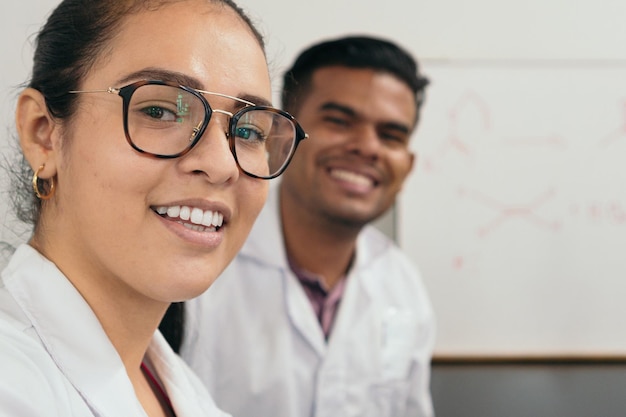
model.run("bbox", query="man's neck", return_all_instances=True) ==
[280,191,360,290]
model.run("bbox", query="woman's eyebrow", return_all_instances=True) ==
[240,94,272,108]
[115,68,204,90]
[114,67,273,107]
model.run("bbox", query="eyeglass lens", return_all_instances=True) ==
[126,84,297,178]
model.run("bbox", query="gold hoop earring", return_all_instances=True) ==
[32,164,56,200]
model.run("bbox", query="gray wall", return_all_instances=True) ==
[431,362,626,417]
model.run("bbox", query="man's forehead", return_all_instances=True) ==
[308,68,417,127]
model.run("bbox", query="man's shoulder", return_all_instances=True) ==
[358,226,417,270]
[354,226,432,309]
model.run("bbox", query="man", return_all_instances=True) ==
[181,35,436,417]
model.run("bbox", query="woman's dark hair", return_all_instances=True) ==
[281,35,429,121]
[159,301,186,353]
[5,0,265,353]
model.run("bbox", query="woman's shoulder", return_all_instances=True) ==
[0,271,87,416]
[0,316,74,415]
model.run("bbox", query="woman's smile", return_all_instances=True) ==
[154,205,225,232]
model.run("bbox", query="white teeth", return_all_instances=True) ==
[330,169,372,187]
[201,210,213,227]
[190,207,204,224]
[179,206,191,221]
[155,205,225,230]
[167,206,181,218]
[213,213,223,227]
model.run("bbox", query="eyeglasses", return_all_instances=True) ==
[69,80,308,179]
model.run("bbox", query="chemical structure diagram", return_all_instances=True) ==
[420,90,490,174]
[421,89,571,176]
[416,85,625,276]
[457,186,561,238]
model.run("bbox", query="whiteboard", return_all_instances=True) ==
[400,62,626,358]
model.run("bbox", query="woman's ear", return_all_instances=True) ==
[15,88,59,177]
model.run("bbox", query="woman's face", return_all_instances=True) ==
[38,1,270,303]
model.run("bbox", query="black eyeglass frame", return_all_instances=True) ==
[69,79,308,179]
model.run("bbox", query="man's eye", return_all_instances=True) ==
[324,116,350,127]
[380,132,409,145]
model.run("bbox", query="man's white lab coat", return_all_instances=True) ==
[182,186,436,417]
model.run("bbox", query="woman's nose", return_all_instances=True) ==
[178,115,240,184]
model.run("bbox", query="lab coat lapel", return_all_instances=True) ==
[283,270,327,355]
[147,332,227,417]
[326,233,375,350]
[3,245,143,416]
[240,184,327,357]
[337,227,424,378]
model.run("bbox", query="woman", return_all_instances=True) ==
[0,0,306,416]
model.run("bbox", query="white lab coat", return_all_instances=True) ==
[0,244,230,417]
[182,186,436,417]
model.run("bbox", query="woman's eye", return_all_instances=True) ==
[236,126,265,142]
[140,105,177,122]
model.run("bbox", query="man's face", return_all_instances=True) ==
[280,66,417,227]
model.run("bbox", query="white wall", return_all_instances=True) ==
[3,0,626,358]
[235,0,626,86]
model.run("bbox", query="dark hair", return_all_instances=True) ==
[5,0,265,352]
[281,35,429,120]
[159,301,186,353]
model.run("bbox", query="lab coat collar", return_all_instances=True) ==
[239,183,390,275]
[240,184,327,353]
[239,185,390,355]
[352,225,394,299]
[3,244,149,416]
[281,229,387,355]
[146,332,226,416]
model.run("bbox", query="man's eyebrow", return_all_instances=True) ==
[114,67,272,107]
[320,101,411,134]
[319,102,357,117]
[381,121,411,135]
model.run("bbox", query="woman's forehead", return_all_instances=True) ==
[86,1,271,99]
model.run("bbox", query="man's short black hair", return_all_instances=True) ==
[281,35,429,118]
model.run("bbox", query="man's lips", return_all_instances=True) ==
[329,168,377,188]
